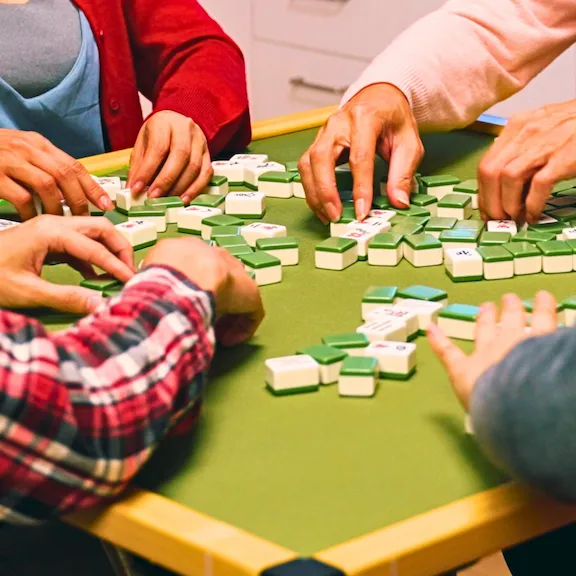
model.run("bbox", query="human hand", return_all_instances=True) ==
[143,238,264,346]
[428,292,558,409]
[0,129,113,220]
[0,215,135,314]
[478,100,576,223]
[128,111,213,205]
[298,83,423,224]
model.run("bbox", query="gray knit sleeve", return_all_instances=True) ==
[470,327,576,502]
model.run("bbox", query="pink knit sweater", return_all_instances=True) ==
[343,0,576,129]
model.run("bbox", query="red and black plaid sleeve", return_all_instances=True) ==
[0,265,215,525]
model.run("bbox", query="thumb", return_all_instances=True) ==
[385,130,423,209]
[31,278,105,315]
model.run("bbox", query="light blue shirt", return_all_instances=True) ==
[0,10,105,159]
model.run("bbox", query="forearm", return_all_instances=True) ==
[471,328,576,501]
[343,0,576,130]
[0,265,215,524]
[127,0,251,154]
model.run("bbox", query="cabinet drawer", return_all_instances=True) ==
[253,0,444,61]
[251,41,368,121]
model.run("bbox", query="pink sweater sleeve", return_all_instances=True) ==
[342,0,576,130]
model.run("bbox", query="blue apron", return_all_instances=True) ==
[0,10,105,159]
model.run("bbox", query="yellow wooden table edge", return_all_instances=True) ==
[68,108,576,576]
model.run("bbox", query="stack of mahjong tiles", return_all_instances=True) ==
[265,285,449,399]
[315,172,576,281]
[210,153,304,197]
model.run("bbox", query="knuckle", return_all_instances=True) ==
[56,162,74,181]
[532,171,554,189]
[309,145,330,163]
[174,146,191,163]
[297,155,310,173]
[477,160,496,181]
[349,148,370,166]
[187,160,201,175]
[152,141,170,157]
[26,131,46,148]
[11,137,31,152]
[67,196,88,212]
[316,183,335,198]
[70,160,87,177]
[36,174,57,193]
[350,103,372,121]
[157,174,178,190]
[10,189,31,209]
[501,165,522,181]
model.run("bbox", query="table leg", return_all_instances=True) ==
[100,540,136,576]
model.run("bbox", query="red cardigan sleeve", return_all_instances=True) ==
[124,0,251,155]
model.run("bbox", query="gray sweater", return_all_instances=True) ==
[472,327,576,501]
[0,0,81,98]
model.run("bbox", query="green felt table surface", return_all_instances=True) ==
[35,128,576,556]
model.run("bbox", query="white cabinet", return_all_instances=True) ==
[252,41,368,120]
[197,0,253,93]
[487,46,576,119]
[253,0,444,61]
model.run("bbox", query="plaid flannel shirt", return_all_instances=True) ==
[0,265,215,525]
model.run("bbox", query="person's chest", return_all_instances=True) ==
[0,0,82,97]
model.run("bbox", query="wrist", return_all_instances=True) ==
[346,82,411,109]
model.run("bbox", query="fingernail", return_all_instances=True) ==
[181,196,190,205]
[88,294,105,312]
[101,196,112,210]
[355,199,367,220]
[131,181,144,195]
[325,202,341,222]
[394,189,410,207]
[148,188,161,198]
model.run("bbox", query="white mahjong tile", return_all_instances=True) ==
[356,318,408,343]
[0,219,19,231]
[444,248,483,279]
[211,160,245,184]
[115,219,157,247]
[115,188,146,213]
[315,244,358,271]
[365,341,417,377]
[265,354,319,393]
[293,179,305,199]
[244,162,286,188]
[368,209,396,221]
[225,192,266,216]
[347,217,391,235]
[92,176,122,201]
[536,215,559,226]
[366,306,419,338]
[61,200,72,217]
[392,299,444,331]
[341,228,377,258]
[338,374,376,397]
[229,153,269,164]
[486,220,518,235]
[177,206,222,233]
[241,222,287,247]
[561,227,576,240]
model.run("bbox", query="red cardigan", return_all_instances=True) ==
[73,0,251,155]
